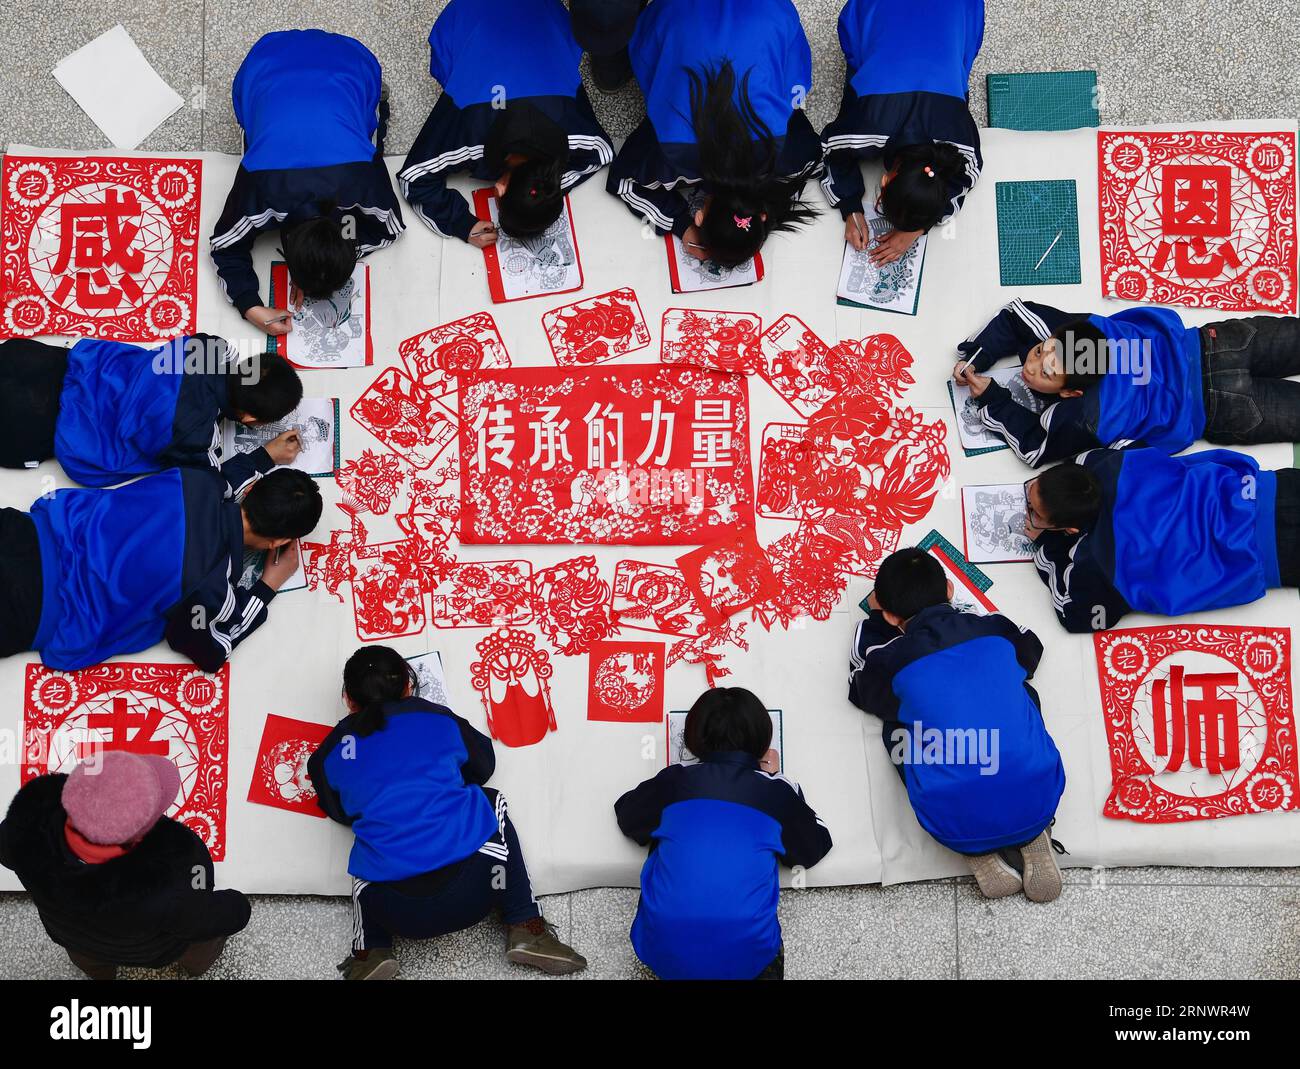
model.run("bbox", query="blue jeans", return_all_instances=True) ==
[1201,317,1300,445]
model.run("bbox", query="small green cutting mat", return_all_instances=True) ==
[995,180,1081,287]
[986,70,1099,131]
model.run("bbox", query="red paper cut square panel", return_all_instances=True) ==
[431,560,534,628]
[542,287,651,366]
[22,663,230,859]
[587,640,665,722]
[660,308,763,374]
[530,555,616,655]
[458,364,753,545]
[677,529,779,627]
[471,627,556,748]
[613,559,712,636]
[247,714,332,818]
[1093,626,1297,823]
[1098,131,1296,312]
[350,539,428,641]
[399,312,510,397]
[351,366,457,470]
[1,155,201,340]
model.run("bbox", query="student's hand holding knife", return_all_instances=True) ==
[245,305,293,337]
[952,359,991,398]
[265,429,303,466]
[468,221,499,249]
[844,212,869,251]
[261,540,301,591]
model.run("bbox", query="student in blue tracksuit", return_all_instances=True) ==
[307,646,586,980]
[606,0,820,267]
[1027,447,1300,632]
[821,0,984,265]
[398,0,614,246]
[849,549,1065,901]
[0,335,303,484]
[211,30,404,337]
[954,301,1300,466]
[0,462,321,671]
[615,687,832,980]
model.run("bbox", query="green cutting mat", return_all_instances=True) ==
[858,530,994,614]
[996,180,1081,287]
[986,70,1099,131]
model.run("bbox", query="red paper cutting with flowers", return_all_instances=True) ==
[22,662,229,858]
[1093,626,1297,823]
[247,714,332,818]
[458,364,753,544]
[1,155,200,340]
[1098,130,1297,313]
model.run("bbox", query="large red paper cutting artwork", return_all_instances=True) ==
[1,155,201,340]
[471,627,557,747]
[1098,131,1296,312]
[22,663,229,858]
[459,364,753,545]
[1093,626,1297,823]
[677,529,779,626]
[530,555,617,654]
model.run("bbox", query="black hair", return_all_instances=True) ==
[282,209,357,299]
[1034,463,1103,530]
[683,686,772,760]
[873,548,948,620]
[342,645,418,736]
[687,61,817,268]
[226,350,304,423]
[241,469,323,540]
[879,142,967,234]
[1050,318,1109,391]
[497,158,565,238]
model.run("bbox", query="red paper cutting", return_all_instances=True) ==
[1,155,201,340]
[677,529,779,627]
[667,620,749,688]
[399,312,510,396]
[1093,626,1297,823]
[542,287,651,366]
[301,528,359,600]
[660,307,763,374]
[1098,131,1297,312]
[587,640,665,722]
[471,627,557,747]
[335,449,407,516]
[613,559,713,636]
[458,364,753,545]
[22,662,229,859]
[350,538,428,641]
[351,365,458,470]
[753,524,853,629]
[530,555,616,655]
[432,560,534,628]
[247,714,333,818]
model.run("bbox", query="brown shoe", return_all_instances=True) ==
[506,919,587,975]
[336,948,400,980]
[966,851,1024,899]
[1019,830,1064,903]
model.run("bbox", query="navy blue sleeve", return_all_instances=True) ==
[398,96,479,242]
[453,712,496,786]
[218,444,275,498]
[605,118,694,237]
[615,767,678,846]
[818,85,869,218]
[985,613,1044,678]
[975,388,1100,467]
[958,300,1081,373]
[306,719,356,826]
[847,611,905,719]
[773,778,833,869]
[164,576,275,673]
[209,168,270,315]
[1031,531,1130,633]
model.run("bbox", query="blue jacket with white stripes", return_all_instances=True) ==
[960,300,1208,466]
[820,0,983,221]
[54,334,265,488]
[210,30,404,316]
[1032,446,1281,632]
[307,698,501,884]
[397,0,614,242]
[28,461,275,672]
[848,604,1064,855]
[606,0,823,237]
[615,752,832,980]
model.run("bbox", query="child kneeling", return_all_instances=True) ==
[308,646,586,978]
[849,548,1066,901]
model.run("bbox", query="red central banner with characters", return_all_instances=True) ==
[458,364,753,545]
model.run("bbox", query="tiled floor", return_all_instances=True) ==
[2,1,1298,979]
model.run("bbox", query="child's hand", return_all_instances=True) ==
[264,429,302,466]
[953,361,991,397]
[869,228,923,265]
[681,225,710,260]
[468,221,499,249]
[844,212,869,251]
[288,282,305,310]
[866,590,881,611]
[261,541,301,590]
[245,305,293,336]
[759,748,780,774]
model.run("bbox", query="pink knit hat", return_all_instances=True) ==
[61,751,181,845]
